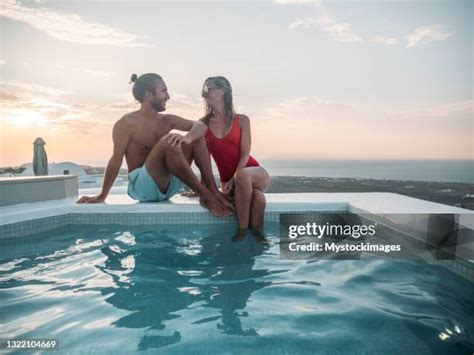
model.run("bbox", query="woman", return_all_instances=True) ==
[199,76,271,242]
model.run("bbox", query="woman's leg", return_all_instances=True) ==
[249,189,266,229]
[233,167,270,239]
[249,188,270,243]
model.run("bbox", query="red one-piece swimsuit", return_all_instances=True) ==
[205,114,259,183]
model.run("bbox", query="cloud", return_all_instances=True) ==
[1,80,71,96]
[316,12,363,43]
[0,80,206,135]
[385,100,473,122]
[81,69,116,78]
[251,96,473,159]
[57,65,116,78]
[282,1,452,48]
[288,14,363,43]
[0,0,153,47]
[288,17,317,30]
[259,96,473,125]
[406,25,454,48]
[259,96,379,123]
[285,3,364,44]
[107,91,204,118]
[276,0,321,4]
[370,36,398,46]
[0,91,84,129]
[166,92,204,119]
[0,81,123,133]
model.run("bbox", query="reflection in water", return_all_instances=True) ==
[1,224,474,353]
[96,226,272,350]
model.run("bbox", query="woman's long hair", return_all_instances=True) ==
[201,76,235,125]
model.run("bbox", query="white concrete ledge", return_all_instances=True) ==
[1,191,472,226]
[0,175,77,184]
[0,175,78,207]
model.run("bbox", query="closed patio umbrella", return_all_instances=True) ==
[33,137,48,176]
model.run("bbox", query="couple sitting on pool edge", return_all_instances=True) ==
[77,73,270,242]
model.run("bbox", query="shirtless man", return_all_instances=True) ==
[77,73,232,216]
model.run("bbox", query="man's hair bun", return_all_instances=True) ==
[130,73,163,103]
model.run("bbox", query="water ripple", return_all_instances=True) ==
[0,223,473,354]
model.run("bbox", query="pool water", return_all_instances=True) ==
[1,223,473,354]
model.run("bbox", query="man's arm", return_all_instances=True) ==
[163,114,207,146]
[77,118,132,203]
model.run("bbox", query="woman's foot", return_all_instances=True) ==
[251,228,270,244]
[232,227,248,241]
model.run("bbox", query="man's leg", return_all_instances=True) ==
[185,138,234,210]
[188,137,218,191]
[144,136,229,216]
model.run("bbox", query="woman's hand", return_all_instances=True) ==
[164,133,185,147]
[222,177,235,195]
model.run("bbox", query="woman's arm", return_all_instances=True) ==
[236,114,252,170]
[222,114,252,194]
[162,114,208,146]
[183,121,207,144]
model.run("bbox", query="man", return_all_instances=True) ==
[77,73,232,216]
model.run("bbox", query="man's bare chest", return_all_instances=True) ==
[132,121,169,150]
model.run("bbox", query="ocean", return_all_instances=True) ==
[257,159,474,184]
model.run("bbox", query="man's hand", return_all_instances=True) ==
[77,195,106,204]
[208,183,234,211]
[214,190,235,211]
[165,133,188,147]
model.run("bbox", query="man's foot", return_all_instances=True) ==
[232,227,248,241]
[180,191,199,198]
[251,228,270,244]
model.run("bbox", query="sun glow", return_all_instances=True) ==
[1,109,48,127]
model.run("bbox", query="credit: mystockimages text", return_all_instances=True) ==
[283,221,402,257]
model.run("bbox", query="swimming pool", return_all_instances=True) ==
[1,222,473,354]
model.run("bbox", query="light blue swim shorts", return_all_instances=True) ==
[127,165,184,202]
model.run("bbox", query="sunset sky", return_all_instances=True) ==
[0,0,472,167]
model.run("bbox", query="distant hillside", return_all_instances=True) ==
[0,164,127,175]
[79,165,128,175]
[0,166,26,174]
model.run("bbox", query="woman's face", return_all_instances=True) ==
[202,81,224,107]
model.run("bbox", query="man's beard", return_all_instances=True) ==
[151,99,165,112]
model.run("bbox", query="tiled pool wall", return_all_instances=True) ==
[3,210,361,239]
[434,259,474,282]
[354,213,474,282]
[0,210,323,239]
[1,210,473,282]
